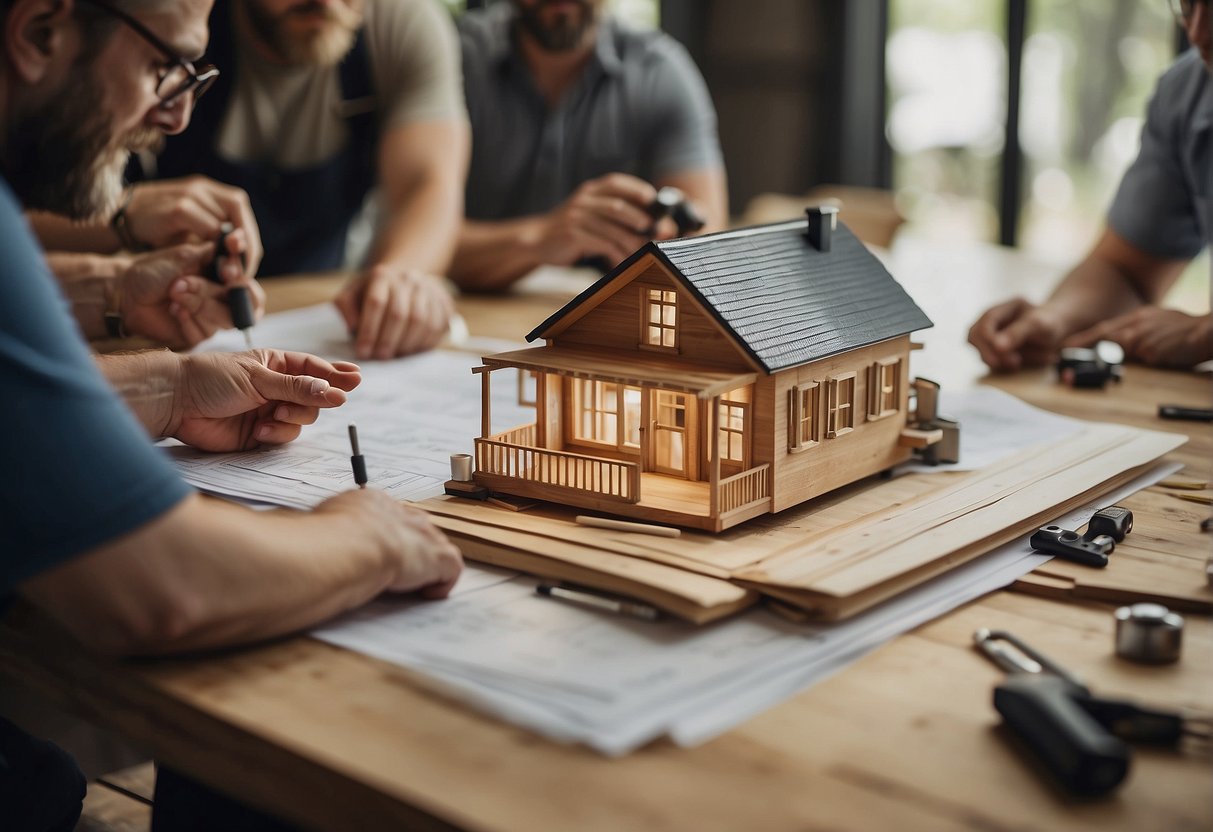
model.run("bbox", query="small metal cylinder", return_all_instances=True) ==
[1114,603,1183,664]
[450,453,473,482]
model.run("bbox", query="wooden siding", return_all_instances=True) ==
[768,337,914,513]
[554,262,755,372]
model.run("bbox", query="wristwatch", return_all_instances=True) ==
[110,189,147,252]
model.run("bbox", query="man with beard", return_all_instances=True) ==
[969,0,1212,371]
[450,0,728,290]
[141,0,470,361]
[0,0,462,826]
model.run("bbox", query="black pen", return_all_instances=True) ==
[210,222,256,349]
[1158,404,1213,423]
[348,424,367,488]
[535,582,662,621]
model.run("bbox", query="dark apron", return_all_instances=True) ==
[142,0,379,277]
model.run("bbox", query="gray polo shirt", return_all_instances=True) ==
[458,4,723,220]
[1107,49,1211,259]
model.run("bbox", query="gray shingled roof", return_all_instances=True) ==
[654,219,933,372]
[530,218,933,373]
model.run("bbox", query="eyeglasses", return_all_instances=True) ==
[75,0,218,109]
[1171,0,1208,25]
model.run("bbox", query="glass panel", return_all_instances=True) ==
[623,387,642,446]
[662,304,677,326]
[662,328,676,347]
[649,304,662,324]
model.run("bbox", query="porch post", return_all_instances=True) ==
[472,366,491,438]
[709,394,720,518]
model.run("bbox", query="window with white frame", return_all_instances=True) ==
[867,357,901,419]
[788,382,821,451]
[643,288,677,349]
[826,373,856,438]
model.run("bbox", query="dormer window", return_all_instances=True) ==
[644,288,678,349]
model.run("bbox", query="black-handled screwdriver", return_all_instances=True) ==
[210,222,256,349]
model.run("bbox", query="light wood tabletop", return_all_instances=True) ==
[2,240,1210,831]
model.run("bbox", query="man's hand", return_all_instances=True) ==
[536,173,677,267]
[315,490,464,599]
[1065,308,1213,369]
[333,265,455,360]
[168,350,362,451]
[124,177,263,277]
[968,297,1069,372]
[120,243,266,348]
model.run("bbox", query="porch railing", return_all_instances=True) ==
[716,463,770,515]
[490,423,537,447]
[474,438,640,503]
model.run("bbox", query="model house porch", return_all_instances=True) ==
[472,346,771,532]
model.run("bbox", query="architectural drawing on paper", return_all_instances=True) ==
[467,207,944,532]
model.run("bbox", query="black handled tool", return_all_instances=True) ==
[210,222,255,348]
[1030,525,1114,568]
[973,629,1210,797]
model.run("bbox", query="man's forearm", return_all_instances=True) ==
[22,494,396,656]
[95,350,181,437]
[450,216,550,291]
[370,172,462,277]
[28,211,123,254]
[49,253,133,340]
[1042,229,1188,336]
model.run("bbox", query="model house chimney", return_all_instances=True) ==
[805,205,839,252]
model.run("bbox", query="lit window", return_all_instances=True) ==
[644,288,677,348]
[788,383,821,450]
[717,400,747,463]
[575,380,618,443]
[827,374,855,438]
[573,380,643,449]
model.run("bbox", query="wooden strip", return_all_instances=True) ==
[575,515,682,538]
[432,515,753,609]
[737,460,1161,620]
[445,534,755,624]
[744,426,1180,591]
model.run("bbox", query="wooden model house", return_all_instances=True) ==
[469,207,938,532]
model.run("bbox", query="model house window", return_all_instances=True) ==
[644,288,677,348]
[517,369,538,407]
[867,358,901,419]
[717,400,748,463]
[788,382,821,451]
[575,379,618,444]
[826,373,855,438]
[572,380,643,449]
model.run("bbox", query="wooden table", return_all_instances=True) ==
[3,242,1211,831]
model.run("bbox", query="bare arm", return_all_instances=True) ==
[657,166,729,235]
[332,120,468,360]
[968,228,1190,371]
[28,177,263,278]
[450,173,680,292]
[20,489,461,656]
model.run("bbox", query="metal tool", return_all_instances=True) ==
[210,222,256,349]
[1114,603,1183,664]
[973,629,1211,796]
[1029,525,1114,568]
[648,186,706,236]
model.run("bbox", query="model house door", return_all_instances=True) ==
[651,391,693,478]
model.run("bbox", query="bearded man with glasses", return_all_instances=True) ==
[970,0,1212,371]
[0,2,464,828]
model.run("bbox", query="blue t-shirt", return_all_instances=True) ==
[0,179,191,593]
[459,6,724,220]
[1107,49,1211,260]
